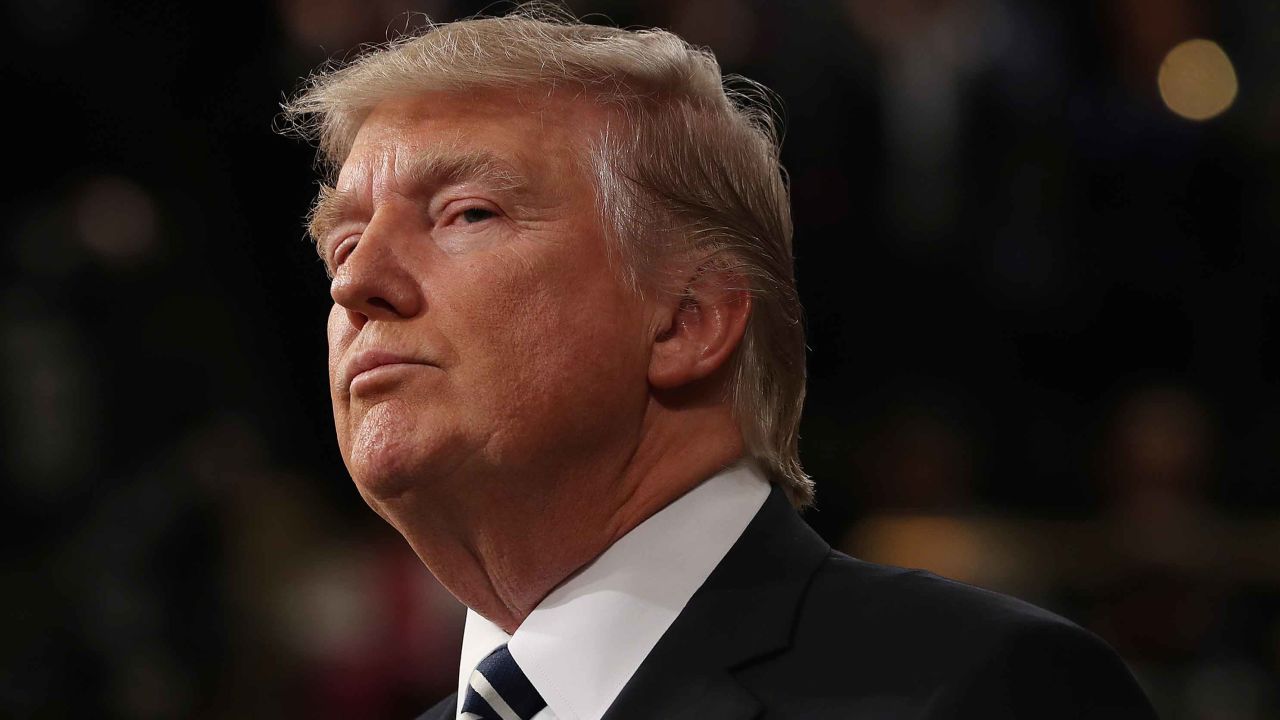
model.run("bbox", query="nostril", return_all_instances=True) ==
[368,297,395,313]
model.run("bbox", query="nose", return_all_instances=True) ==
[329,216,423,330]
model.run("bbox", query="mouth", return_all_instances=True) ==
[342,349,434,392]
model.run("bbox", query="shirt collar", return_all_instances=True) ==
[456,460,771,720]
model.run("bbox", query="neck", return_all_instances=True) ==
[384,404,745,634]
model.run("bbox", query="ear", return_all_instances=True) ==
[648,268,752,390]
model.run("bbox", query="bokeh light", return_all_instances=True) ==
[72,175,160,268]
[1157,38,1239,121]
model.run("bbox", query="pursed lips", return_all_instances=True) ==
[341,348,435,391]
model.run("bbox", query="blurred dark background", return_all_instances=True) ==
[4,0,1278,717]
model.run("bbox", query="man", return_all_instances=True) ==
[282,8,1157,719]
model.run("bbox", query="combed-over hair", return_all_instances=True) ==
[281,4,813,506]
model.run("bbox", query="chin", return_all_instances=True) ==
[348,451,427,502]
[341,399,462,502]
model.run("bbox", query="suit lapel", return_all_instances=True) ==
[601,665,760,720]
[415,692,457,720]
[601,484,831,720]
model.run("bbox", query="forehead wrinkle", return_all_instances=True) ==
[402,144,531,197]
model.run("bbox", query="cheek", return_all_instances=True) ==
[327,305,356,377]
[454,258,646,420]
[327,305,357,431]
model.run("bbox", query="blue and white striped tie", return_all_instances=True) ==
[460,644,547,720]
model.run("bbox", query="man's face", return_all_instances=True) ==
[320,91,654,511]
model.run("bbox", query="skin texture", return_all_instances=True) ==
[323,89,751,632]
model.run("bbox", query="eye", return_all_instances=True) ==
[332,235,359,268]
[457,206,497,224]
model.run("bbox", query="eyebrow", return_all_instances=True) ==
[307,148,532,269]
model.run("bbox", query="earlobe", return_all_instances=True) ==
[648,273,751,390]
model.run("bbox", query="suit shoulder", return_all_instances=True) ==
[808,551,1084,638]
[763,552,1157,718]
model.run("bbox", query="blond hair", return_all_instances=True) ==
[281,5,813,506]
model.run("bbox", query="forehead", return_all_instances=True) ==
[337,88,607,193]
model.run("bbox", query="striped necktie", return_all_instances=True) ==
[460,644,548,720]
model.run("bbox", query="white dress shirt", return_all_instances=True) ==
[455,460,771,720]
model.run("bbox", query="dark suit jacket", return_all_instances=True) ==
[419,485,1157,719]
